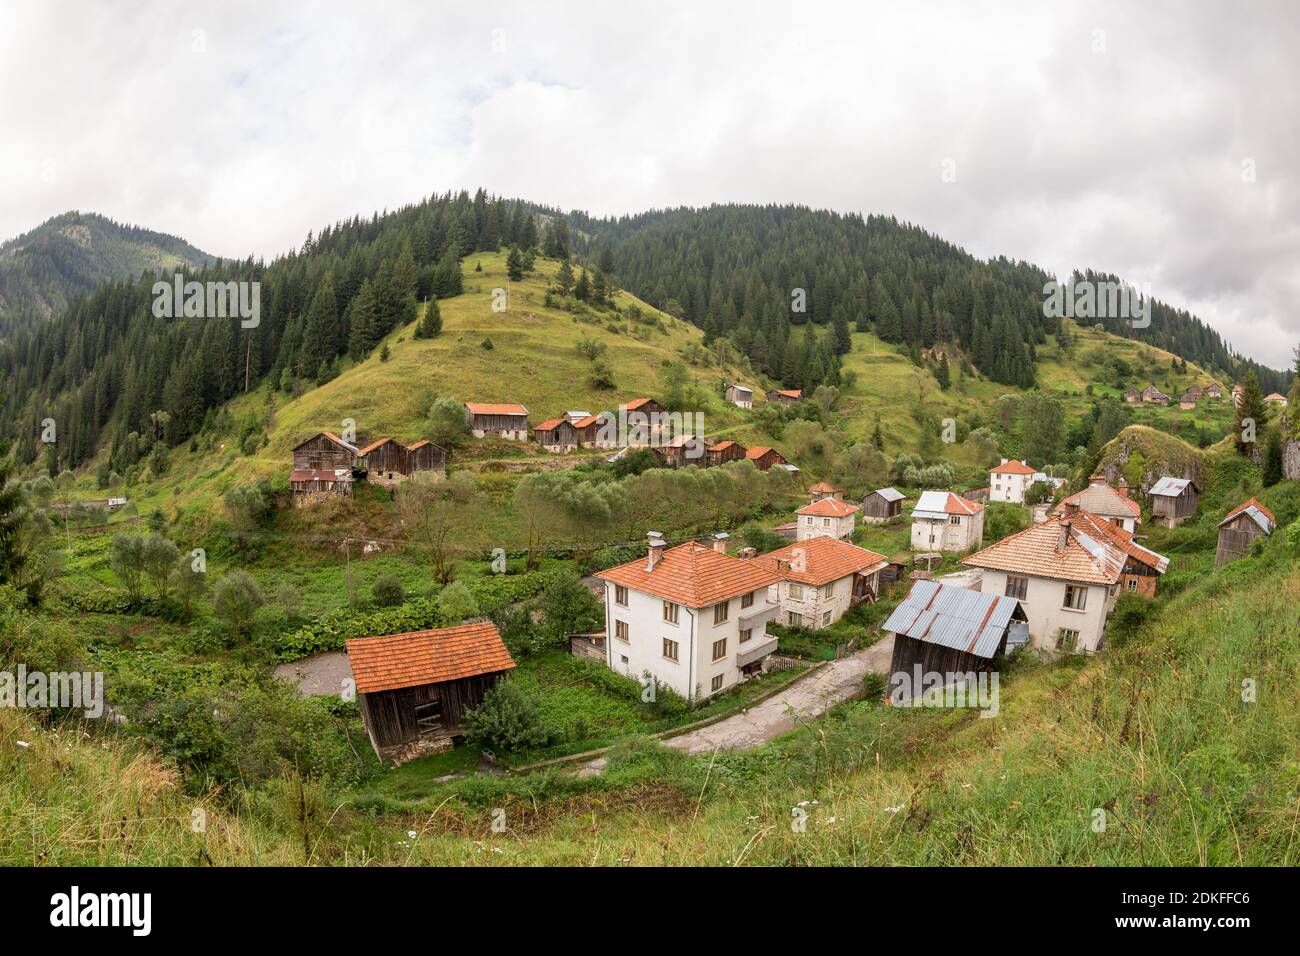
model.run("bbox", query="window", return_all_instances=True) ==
[615,619,629,642]
[620,655,628,665]
[805,516,814,525]
[823,581,835,599]
[787,611,800,626]
[662,638,679,662]
[614,584,628,606]
[788,583,804,600]
[1004,575,1028,600]
[712,638,727,661]
[711,674,724,693]
[713,601,729,625]
[822,611,832,626]
[823,517,831,528]
[1057,629,1080,651]
[949,515,961,525]
[1127,579,1138,593]
[663,601,679,624]
[739,627,752,644]
[1063,585,1087,610]
[741,591,754,609]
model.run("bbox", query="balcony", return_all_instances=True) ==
[737,601,780,630]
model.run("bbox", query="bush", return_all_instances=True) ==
[213,570,264,639]
[371,574,405,607]
[462,678,553,753]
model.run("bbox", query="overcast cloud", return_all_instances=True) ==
[1,0,1296,367]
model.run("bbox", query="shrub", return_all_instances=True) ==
[462,678,552,753]
[213,570,264,639]
[371,574,404,607]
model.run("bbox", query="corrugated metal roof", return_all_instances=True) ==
[881,579,1022,659]
[874,487,905,502]
[1150,476,1192,497]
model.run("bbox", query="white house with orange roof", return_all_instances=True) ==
[989,459,1037,504]
[796,494,858,541]
[910,490,985,552]
[749,536,889,629]
[961,506,1168,652]
[595,533,783,700]
[1052,475,1141,532]
[807,480,841,502]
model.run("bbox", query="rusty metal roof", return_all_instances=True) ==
[882,579,1024,659]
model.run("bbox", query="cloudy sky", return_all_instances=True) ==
[2,0,1296,367]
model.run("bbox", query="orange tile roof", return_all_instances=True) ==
[1055,482,1141,518]
[534,418,567,431]
[1224,497,1276,524]
[356,437,394,456]
[407,439,433,450]
[749,536,887,586]
[595,541,781,608]
[709,439,741,451]
[746,446,779,459]
[808,481,840,493]
[625,397,657,410]
[772,389,802,399]
[345,622,516,694]
[465,402,528,416]
[962,510,1167,584]
[797,497,859,518]
[573,415,603,428]
[990,459,1035,476]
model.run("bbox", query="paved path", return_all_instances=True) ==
[577,635,894,776]
[273,651,353,697]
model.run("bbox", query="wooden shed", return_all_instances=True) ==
[707,439,747,467]
[724,384,754,408]
[465,402,530,440]
[745,445,789,471]
[1149,476,1200,528]
[406,439,446,473]
[345,621,516,764]
[766,388,802,406]
[357,436,446,483]
[862,487,906,523]
[534,417,580,453]
[1215,497,1276,568]
[293,431,360,472]
[573,413,616,449]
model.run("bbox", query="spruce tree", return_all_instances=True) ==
[506,246,524,281]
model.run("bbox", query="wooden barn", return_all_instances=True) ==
[656,434,709,468]
[290,432,361,497]
[573,413,616,449]
[1149,476,1200,528]
[406,439,446,473]
[1142,384,1171,405]
[345,621,516,764]
[745,445,790,471]
[766,388,802,406]
[534,417,580,453]
[357,437,446,483]
[465,402,530,440]
[862,487,906,523]
[707,439,747,467]
[1215,497,1276,568]
[724,384,754,408]
[882,579,1028,698]
[1123,388,1141,403]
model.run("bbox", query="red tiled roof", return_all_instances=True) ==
[990,459,1035,476]
[534,418,567,431]
[625,397,657,411]
[808,481,840,493]
[465,402,528,416]
[750,536,887,586]
[345,622,516,694]
[573,415,602,428]
[772,389,802,399]
[746,446,778,459]
[709,440,741,451]
[356,437,394,456]
[1224,497,1276,525]
[1055,481,1141,518]
[407,439,432,450]
[797,497,859,518]
[962,510,1167,584]
[596,541,781,608]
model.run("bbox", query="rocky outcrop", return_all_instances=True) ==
[1096,425,1206,495]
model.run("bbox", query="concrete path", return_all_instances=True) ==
[577,635,894,776]
[273,651,353,697]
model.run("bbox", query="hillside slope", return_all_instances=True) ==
[0,211,215,337]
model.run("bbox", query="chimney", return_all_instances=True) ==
[1116,477,1128,498]
[1088,473,1105,486]
[711,531,730,554]
[1057,517,1071,551]
[646,531,665,571]
[1063,501,1080,517]
[1000,458,1008,465]
[738,546,758,559]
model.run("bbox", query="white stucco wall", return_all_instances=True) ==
[990,471,1033,504]
[910,511,983,552]
[974,569,1114,652]
[797,513,856,541]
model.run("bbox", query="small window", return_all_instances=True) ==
[1063,585,1087,610]
[823,517,831,527]
[1127,579,1138,593]
[822,611,832,625]
[615,619,629,642]
[713,601,729,625]
[741,591,754,609]
[1057,629,1080,651]
[823,581,835,599]
[789,583,804,600]
[805,516,814,525]
[712,638,727,661]
[1004,575,1028,600]
[739,627,752,644]
[787,611,800,626]
[620,655,629,665]
[662,638,679,662]
[614,584,628,606]
[663,601,679,624]
[711,674,724,693]
[949,515,961,525]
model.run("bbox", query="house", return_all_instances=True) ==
[989,459,1037,504]
[962,486,990,504]
[1265,392,1289,407]
[595,533,783,700]
[290,431,361,497]
[706,439,747,467]
[1205,383,1223,399]
[533,417,580,453]
[1148,476,1200,528]
[745,446,790,471]
[1141,384,1170,405]
[961,508,1169,652]
[1232,384,1245,407]
[465,402,530,440]
[344,621,516,763]
[574,412,617,449]
[1123,388,1142,403]
[808,480,841,502]
[357,436,446,484]
[624,397,668,440]
[796,495,859,541]
[1178,392,1197,410]
[861,487,906,523]
[1215,497,1276,568]
[773,521,799,540]
[910,491,985,552]
[724,384,754,409]
[750,536,889,629]
[655,433,709,468]
[766,388,802,406]
[1053,475,1140,532]
[883,580,1029,691]
[1031,471,1067,493]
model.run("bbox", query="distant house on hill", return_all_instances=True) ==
[1215,497,1276,568]
[1178,392,1197,410]
[1265,392,1289,407]
[808,480,841,502]
[1148,476,1200,528]
[910,491,984,552]
[1123,388,1142,403]
[861,487,906,523]
[1232,384,1245,407]
[624,397,667,440]
[1142,384,1170,405]
[1053,475,1140,532]
[989,459,1036,504]
[1185,385,1204,400]
[706,439,746,467]
[724,384,754,409]
[766,388,802,406]
[345,621,516,764]
[534,417,580,453]
[465,402,529,440]
[745,446,790,471]
[1204,383,1223,399]
[796,494,858,541]
[290,431,360,497]
[655,434,709,468]
[573,412,617,449]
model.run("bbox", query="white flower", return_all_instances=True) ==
[16,741,30,748]
[884,805,903,814]
[407,830,418,839]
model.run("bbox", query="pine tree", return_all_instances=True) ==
[506,246,524,281]
[0,435,27,586]
[1236,370,1267,459]
[345,279,379,358]
[416,298,443,339]
[302,273,339,371]
[574,269,591,302]
[936,354,951,390]
[1263,430,1283,486]
[554,259,575,296]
